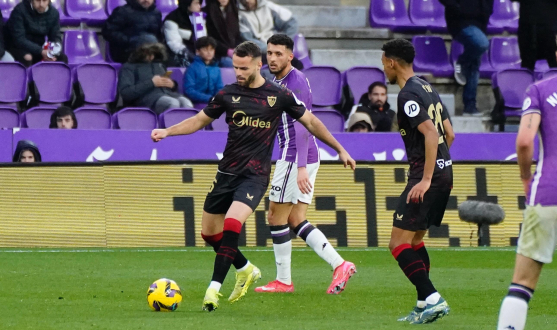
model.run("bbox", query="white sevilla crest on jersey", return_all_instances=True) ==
[404,100,420,117]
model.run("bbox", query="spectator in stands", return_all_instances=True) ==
[102,0,163,64]
[164,0,207,67]
[5,0,67,67]
[118,43,193,114]
[513,0,557,71]
[440,0,492,116]
[238,0,298,55]
[346,82,397,132]
[49,106,77,129]
[204,0,241,67]
[13,140,42,163]
[346,112,373,133]
[0,12,14,62]
[184,37,224,103]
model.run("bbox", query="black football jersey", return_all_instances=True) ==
[397,76,452,189]
[203,80,306,182]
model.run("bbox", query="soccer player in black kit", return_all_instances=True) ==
[151,41,356,312]
[381,39,455,324]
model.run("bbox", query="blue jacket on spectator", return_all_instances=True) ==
[183,56,224,103]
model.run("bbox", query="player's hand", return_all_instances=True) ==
[339,151,356,170]
[406,179,431,204]
[151,129,168,142]
[522,177,531,196]
[297,167,312,195]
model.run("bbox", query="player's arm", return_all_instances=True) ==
[151,111,214,142]
[442,118,455,148]
[297,111,355,170]
[516,113,541,195]
[407,120,438,203]
[294,121,312,194]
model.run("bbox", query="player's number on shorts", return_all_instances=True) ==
[209,178,217,193]
[427,102,445,144]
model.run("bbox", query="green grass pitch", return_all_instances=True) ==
[1,248,556,329]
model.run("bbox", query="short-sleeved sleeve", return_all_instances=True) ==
[398,91,430,128]
[202,91,227,119]
[522,84,541,116]
[282,90,306,120]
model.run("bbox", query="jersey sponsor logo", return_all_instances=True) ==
[267,96,277,107]
[232,111,271,128]
[271,185,282,192]
[232,96,241,104]
[404,100,420,117]
[436,159,452,169]
[399,129,406,136]
[546,92,557,107]
[522,97,531,110]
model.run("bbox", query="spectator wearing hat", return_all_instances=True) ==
[347,112,373,133]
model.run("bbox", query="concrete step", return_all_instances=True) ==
[450,116,493,132]
[311,49,383,71]
[300,27,390,49]
[284,5,368,28]
[276,0,341,5]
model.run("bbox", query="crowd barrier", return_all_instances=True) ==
[0,162,526,248]
[0,129,530,162]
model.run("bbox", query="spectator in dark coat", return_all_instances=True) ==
[13,140,42,162]
[49,106,77,129]
[440,0,493,116]
[184,37,224,103]
[345,82,397,132]
[0,12,14,62]
[118,43,193,114]
[5,0,66,66]
[204,0,241,67]
[512,0,557,71]
[102,0,163,63]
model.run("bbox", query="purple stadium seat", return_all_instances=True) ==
[541,69,557,81]
[20,106,57,128]
[0,108,19,128]
[492,69,533,117]
[303,66,342,106]
[64,31,104,64]
[0,0,17,21]
[487,0,519,34]
[30,62,72,103]
[344,66,385,101]
[412,36,453,77]
[293,33,312,69]
[312,108,344,132]
[408,0,446,32]
[106,0,125,15]
[220,67,236,85]
[157,0,177,18]
[210,114,228,131]
[66,0,107,26]
[51,0,80,25]
[75,63,118,107]
[369,0,422,32]
[168,67,186,94]
[112,107,158,130]
[74,107,112,129]
[450,40,495,79]
[0,62,27,106]
[159,108,198,128]
[490,37,521,71]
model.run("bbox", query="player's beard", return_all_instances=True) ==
[269,62,287,75]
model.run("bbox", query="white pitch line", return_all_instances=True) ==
[0,247,517,253]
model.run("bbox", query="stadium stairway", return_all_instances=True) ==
[277,0,494,132]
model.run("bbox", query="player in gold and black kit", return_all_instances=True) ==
[151,41,355,312]
[381,39,455,324]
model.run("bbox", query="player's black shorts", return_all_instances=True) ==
[203,172,268,214]
[392,182,451,232]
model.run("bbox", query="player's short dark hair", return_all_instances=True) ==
[266,34,294,51]
[195,36,217,50]
[381,38,415,65]
[368,81,387,94]
[234,41,262,59]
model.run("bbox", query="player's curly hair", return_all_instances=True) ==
[381,39,415,65]
[234,41,262,59]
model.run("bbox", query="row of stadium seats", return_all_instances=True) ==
[371,0,518,34]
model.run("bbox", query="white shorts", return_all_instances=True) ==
[269,160,319,204]
[517,204,557,264]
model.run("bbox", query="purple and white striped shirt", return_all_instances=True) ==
[273,68,319,167]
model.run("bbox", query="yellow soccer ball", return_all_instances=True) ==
[147,278,183,312]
